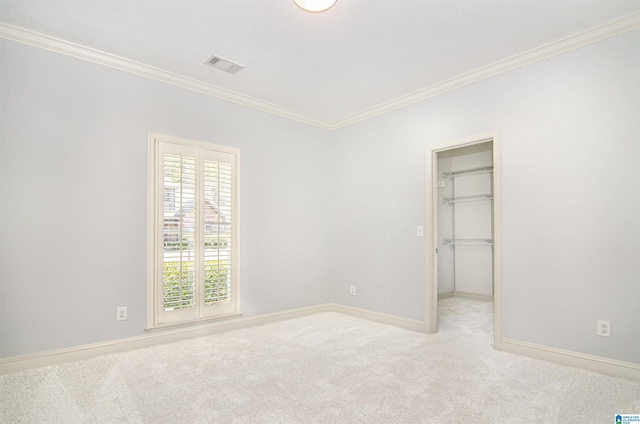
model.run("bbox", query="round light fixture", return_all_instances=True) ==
[294,0,337,13]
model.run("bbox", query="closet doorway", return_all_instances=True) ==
[424,131,501,349]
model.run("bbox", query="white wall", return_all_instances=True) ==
[0,39,333,357]
[436,156,454,294]
[332,29,640,364]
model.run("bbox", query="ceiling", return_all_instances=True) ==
[1,0,639,127]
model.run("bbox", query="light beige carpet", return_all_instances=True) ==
[1,297,639,423]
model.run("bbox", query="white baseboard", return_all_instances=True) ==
[5,304,636,383]
[438,291,493,302]
[330,303,426,333]
[501,338,640,381]
[451,291,494,301]
[0,304,334,375]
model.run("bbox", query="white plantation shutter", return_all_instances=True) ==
[203,157,233,307]
[151,135,239,326]
[162,151,196,313]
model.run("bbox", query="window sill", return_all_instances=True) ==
[145,312,244,332]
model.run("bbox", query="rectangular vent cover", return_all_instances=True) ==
[205,55,244,75]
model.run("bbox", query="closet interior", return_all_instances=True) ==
[436,141,494,300]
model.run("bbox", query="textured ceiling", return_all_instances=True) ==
[1,0,639,125]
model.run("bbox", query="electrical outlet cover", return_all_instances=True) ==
[597,320,611,337]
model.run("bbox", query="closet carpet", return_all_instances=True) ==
[2,297,638,423]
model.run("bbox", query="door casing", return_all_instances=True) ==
[424,130,502,350]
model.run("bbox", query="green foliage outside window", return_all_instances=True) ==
[163,260,230,310]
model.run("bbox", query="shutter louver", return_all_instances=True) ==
[162,153,197,311]
[203,159,233,306]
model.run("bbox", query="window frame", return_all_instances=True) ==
[146,132,241,329]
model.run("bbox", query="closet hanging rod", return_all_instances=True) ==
[443,166,493,178]
[444,194,493,204]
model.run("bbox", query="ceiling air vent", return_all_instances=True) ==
[204,55,244,75]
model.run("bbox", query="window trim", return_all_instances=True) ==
[146,132,241,330]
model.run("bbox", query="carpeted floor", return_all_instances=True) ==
[1,297,638,423]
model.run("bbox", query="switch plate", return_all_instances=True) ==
[417,225,424,237]
[350,285,356,296]
[117,306,127,321]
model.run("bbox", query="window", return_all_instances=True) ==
[147,133,240,327]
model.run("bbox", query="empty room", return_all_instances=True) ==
[1,0,639,422]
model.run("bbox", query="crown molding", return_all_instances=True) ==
[0,22,332,130]
[2,13,639,132]
[329,12,640,130]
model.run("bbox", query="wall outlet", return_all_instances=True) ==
[350,285,356,296]
[597,320,611,337]
[117,306,128,321]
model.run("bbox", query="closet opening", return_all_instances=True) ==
[425,132,501,349]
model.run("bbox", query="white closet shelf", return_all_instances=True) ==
[443,238,494,246]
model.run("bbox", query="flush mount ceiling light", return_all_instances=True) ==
[294,0,337,13]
